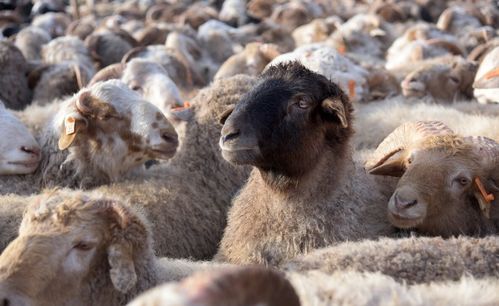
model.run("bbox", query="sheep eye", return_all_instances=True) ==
[455,177,469,187]
[73,242,93,251]
[407,157,413,165]
[449,76,460,84]
[131,85,142,91]
[296,99,311,109]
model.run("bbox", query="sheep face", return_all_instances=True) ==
[401,60,478,101]
[54,80,178,180]
[0,102,41,175]
[219,62,352,178]
[122,59,183,113]
[0,191,150,305]
[370,135,497,236]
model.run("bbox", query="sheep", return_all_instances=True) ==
[214,42,280,80]
[219,0,248,27]
[365,122,499,236]
[65,15,96,40]
[283,235,499,284]
[0,100,41,175]
[85,29,136,68]
[31,12,71,38]
[268,44,369,102]
[0,80,179,195]
[129,265,499,306]
[121,45,195,89]
[0,41,31,111]
[270,0,324,30]
[196,20,242,65]
[473,46,499,104]
[14,26,51,61]
[215,62,397,266]
[30,0,65,16]
[27,63,89,106]
[352,97,499,150]
[0,190,227,306]
[292,17,340,47]
[121,58,184,113]
[400,56,478,102]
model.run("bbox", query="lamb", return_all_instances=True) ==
[0,100,41,175]
[0,190,227,306]
[0,41,31,110]
[267,44,369,103]
[365,122,499,236]
[14,26,51,61]
[214,42,280,80]
[215,62,397,266]
[353,97,499,150]
[0,80,178,195]
[400,57,478,101]
[129,264,499,306]
[473,46,499,104]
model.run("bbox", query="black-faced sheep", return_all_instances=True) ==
[216,62,396,266]
[366,122,499,236]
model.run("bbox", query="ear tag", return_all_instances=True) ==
[65,117,76,135]
[473,177,495,219]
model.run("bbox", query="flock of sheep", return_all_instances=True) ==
[0,0,498,305]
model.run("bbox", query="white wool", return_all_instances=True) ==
[474,47,499,104]
[268,43,369,102]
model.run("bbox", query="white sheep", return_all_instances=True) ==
[0,100,41,175]
[0,80,178,195]
[268,44,369,102]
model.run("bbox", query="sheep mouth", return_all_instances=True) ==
[150,148,177,159]
[221,147,260,165]
[8,161,40,168]
[388,212,423,229]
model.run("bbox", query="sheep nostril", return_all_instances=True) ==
[21,146,41,157]
[395,195,418,210]
[162,134,178,145]
[222,130,240,143]
[2,298,10,306]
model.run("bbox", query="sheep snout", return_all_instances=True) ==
[220,116,260,165]
[388,188,427,228]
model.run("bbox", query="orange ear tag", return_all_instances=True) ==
[474,177,495,219]
[348,80,356,99]
[65,117,76,135]
[484,67,499,80]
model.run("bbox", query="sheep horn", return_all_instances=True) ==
[72,64,87,89]
[88,63,125,86]
[426,39,464,56]
[366,121,454,174]
[436,9,454,31]
[121,46,147,65]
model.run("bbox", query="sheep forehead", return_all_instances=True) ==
[89,80,143,114]
[0,107,37,152]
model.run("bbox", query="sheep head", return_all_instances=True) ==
[53,80,178,181]
[219,62,352,180]
[129,266,300,306]
[401,58,478,101]
[366,121,498,236]
[0,101,41,175]
[0,190,151,306]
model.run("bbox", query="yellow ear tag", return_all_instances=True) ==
[65,117,76,135]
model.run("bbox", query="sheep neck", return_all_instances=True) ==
[258,144,353,199]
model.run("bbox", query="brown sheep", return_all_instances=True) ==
[365,122,499,236]
[215,62,397,266]
[0,190,226,306]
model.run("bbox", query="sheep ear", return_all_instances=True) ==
[58,115,87,150]
[367,149,407,177]
[321,98,348,128]
[103,201,147,293]
[107,241,137,293]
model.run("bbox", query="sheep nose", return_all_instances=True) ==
[221,130,240,144]
[394,194,418,210]
[161,133,178,146]
[21,146,40,158]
